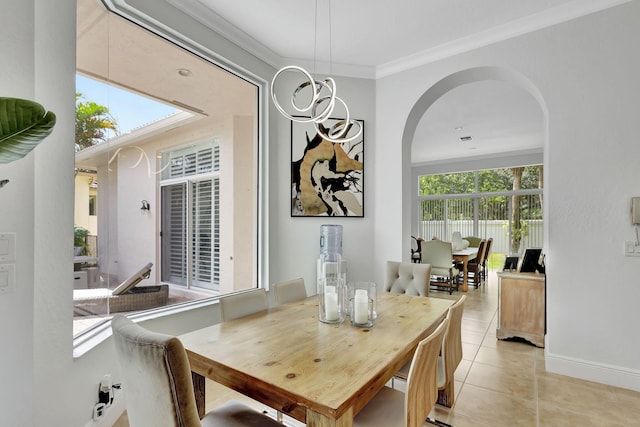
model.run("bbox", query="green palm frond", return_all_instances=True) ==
[0,97,56,164]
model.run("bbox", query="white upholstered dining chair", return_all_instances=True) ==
[219,288,269,322]
[354,318,449,427]
[273,278,307,306]
[421,239,459,294]
[384,261,432,297]
[111,315,283,427]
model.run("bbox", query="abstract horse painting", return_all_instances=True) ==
[291,119,364,217]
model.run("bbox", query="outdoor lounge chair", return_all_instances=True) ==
[73,263,168,315]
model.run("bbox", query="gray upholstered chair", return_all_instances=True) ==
[354,318,449,427]
[395,295,466,408]
[462,236,482,247]
[384,261,431,297]
[421,239,459,294]
[111,315,282,427]
[219,288,269,322]
[273,278,307,306]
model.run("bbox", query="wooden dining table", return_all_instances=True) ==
[453,247,479,292]
[180,292,453,427]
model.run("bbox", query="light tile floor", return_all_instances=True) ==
[115,272,640,427]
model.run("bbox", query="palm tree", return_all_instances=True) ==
[75,93,118,152]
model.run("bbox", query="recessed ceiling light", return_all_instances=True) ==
[454,126,464,131]
[177,68,192,77]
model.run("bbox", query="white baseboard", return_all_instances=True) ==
[83,389,126,427]
[545,341,640,392]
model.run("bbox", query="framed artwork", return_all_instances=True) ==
[291,117,364,217]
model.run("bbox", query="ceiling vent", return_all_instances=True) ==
[459,136,472,142]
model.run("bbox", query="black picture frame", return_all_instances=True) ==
[291,117,364,217]
[503,256,519,271]
[519,248,544,273]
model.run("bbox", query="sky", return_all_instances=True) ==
[76,74,179,138]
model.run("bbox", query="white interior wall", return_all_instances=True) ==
[32,0,77,426]
[0,2,37,425]
[376,2,640,390]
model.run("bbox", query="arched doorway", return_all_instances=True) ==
[400,66,548,258]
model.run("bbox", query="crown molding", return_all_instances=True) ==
[110,0,630,80]
[165,0,282,69]
[376,0,631,78]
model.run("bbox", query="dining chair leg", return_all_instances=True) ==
[426,416,453,427]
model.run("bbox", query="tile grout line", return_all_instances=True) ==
[534,350,540,427]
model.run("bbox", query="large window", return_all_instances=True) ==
[73,0,260,338]
[417,166,543,265]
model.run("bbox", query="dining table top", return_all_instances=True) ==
[180,292,453,426]
[452,247,479,257]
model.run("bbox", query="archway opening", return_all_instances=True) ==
[400,66,548,260]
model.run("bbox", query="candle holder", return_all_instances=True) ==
[318,252,344,324]
[349,282,375,328]
[317,224,345,324]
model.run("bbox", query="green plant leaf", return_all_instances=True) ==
[0,97,56,164]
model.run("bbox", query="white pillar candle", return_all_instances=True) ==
[325,291,339,321]
[353,293,369,324]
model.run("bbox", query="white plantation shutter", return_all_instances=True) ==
[163,143,218,179]
[161,141,219,290]
[212,177,220,285]
[191,179,213,288]
[162,183,187,285]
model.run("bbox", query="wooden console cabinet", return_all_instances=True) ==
[496,271,545,347]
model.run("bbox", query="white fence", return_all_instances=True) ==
[418,219,543,255]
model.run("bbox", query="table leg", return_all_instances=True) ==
[306,407,353,427]
[462,260,469,292]
[192,371,206,418]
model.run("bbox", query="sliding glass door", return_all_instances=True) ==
[161,178,219,291]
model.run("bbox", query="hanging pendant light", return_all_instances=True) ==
[270,0,362,143]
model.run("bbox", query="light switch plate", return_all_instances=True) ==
[624,241,640,256]
[0,264,15,294]
[0,233,16,262]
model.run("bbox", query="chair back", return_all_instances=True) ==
[421,239,454,276]
[384,261,431,296]
[474,240,487,265]
[273,278,307,306]
[439,295,466,389]
[484,237,493,263]
[220,288,269,322]
[462,236,482,247]
[111,315,202,427]
[421,240,453,267]
[405,317,449,427]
